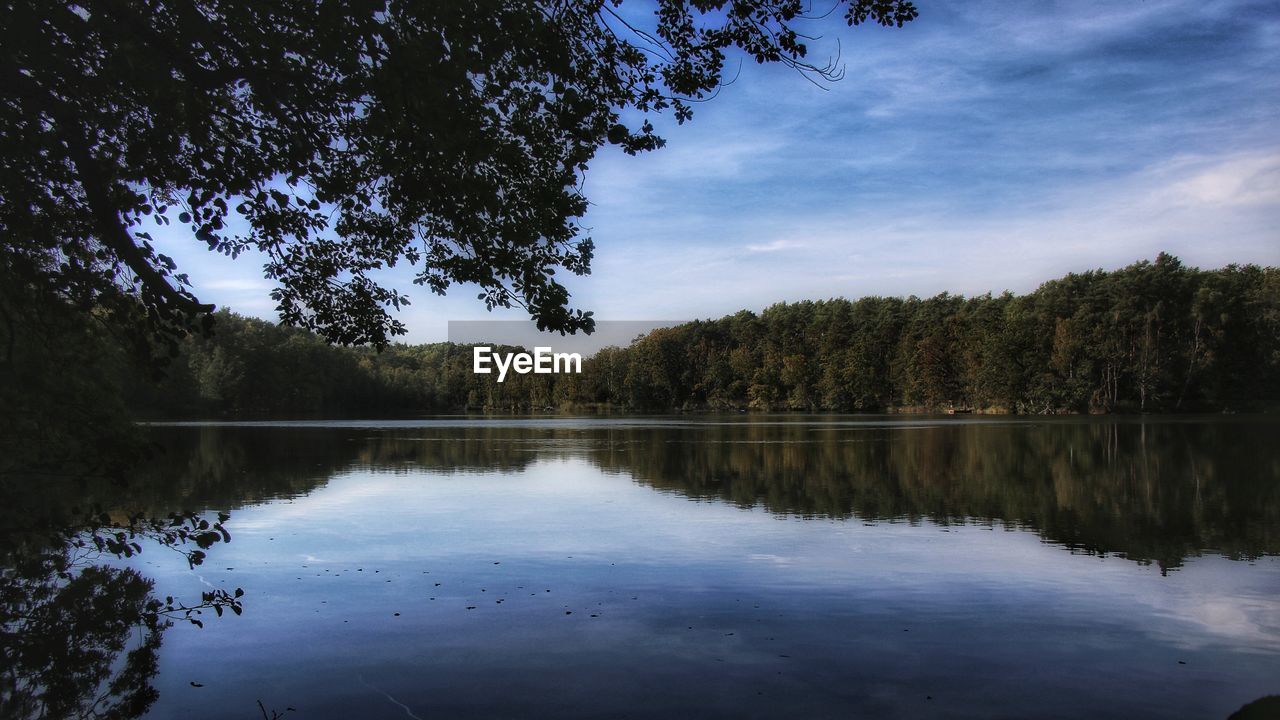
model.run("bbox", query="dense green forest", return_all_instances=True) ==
[128,254,1280,416]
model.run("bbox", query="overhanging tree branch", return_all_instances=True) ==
[63,137,215,316]
[1,0,917,347]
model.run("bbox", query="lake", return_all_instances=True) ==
[48,417,1280,717]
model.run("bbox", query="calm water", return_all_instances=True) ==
[90,417,1280,717]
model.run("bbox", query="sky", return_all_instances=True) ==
[156,0,1280,344]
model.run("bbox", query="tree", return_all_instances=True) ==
[2,0,917,351]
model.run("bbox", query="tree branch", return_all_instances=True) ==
[4,63,215,316]
[61,132,215,316]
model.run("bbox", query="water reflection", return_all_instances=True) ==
[0,489,240,719]
[36,416,1274,720]
[137,417,1280,570]
[0,540,163,719]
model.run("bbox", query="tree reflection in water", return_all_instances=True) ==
[136,417,1279,572]
[3,417,1276,718]
[0,510,241,720]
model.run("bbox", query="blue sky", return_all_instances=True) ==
[157,0,1280,343]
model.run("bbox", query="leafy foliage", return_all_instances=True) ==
[2,0,916,349]
[73,510,237,572]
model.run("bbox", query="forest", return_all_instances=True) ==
[127,253,1280,417]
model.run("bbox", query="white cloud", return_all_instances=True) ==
[203,278,274,292]
[570,144,1280,322]
[1160,152,1280,207]
[745,238,807,253]
[585,134,785,210]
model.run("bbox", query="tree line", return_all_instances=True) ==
[129,254,1280,417]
